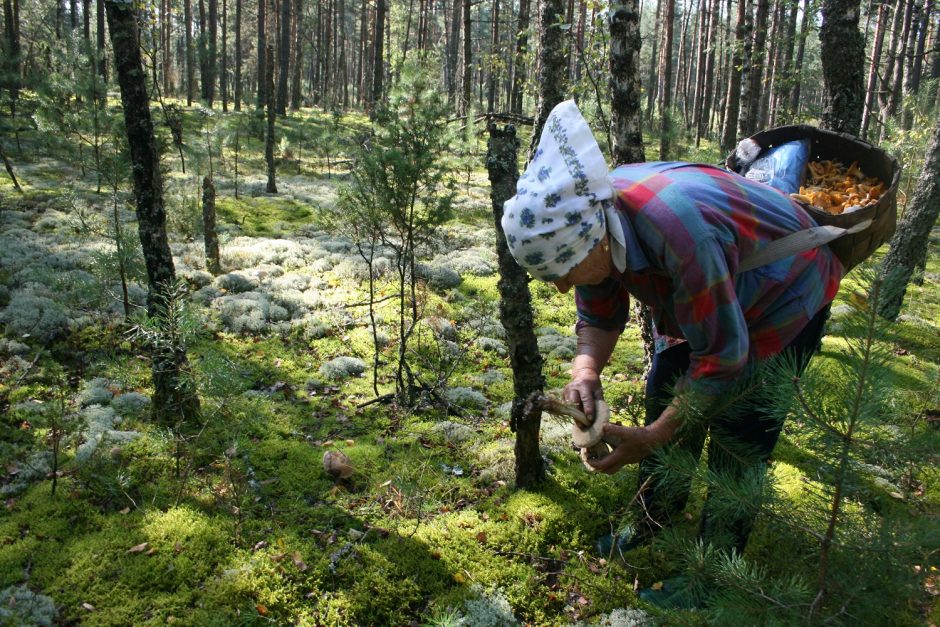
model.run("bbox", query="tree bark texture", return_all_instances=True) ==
[486,123,546,488]
[743,0,768,136]
[372,0,386,109]
[721,0,747,154]
[208,0,217,105]
[461,0,471,114]
[789,0,810,116]
[276,0,290,113]
[820,0,865,135]
[97,0,106,79]
[510,0,530,114]
[265,43,277,193]
[105,0,199,424]
[221,0,228,110]
[291,0,303,109]
[861,1,889,139]
[659,0,675,159]
[257,0,266,107]
[234,0,242,109]
[202,176,222,274]
[528,0,568,157]
[878,115,940,320]
[185,0,194,104]
[609,0,646,165]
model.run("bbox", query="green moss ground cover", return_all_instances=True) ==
[0,103,938,625]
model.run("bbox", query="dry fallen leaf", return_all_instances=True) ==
[127,542,149,554]
[269,552,286,563]
[475,532,487,544]
[292,551,308,571]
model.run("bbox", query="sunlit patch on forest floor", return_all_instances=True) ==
[0,106,938,625]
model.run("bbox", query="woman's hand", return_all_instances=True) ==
[563,369,603,422]
[585,423,660,474]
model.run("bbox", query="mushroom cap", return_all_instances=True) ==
[580,442,611,472]
[572,400,610,448]
[323,450,354,479]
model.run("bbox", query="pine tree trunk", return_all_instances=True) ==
[789,0,810,116]
[760,0,783,128]
[878,115,940,320]
[885,0,913,121]
[198,0,208,100]
[461,0,471,114]
[645,0,662,121]
[486,0,499,112]
[446,0,460,102]
[721,0,747,154]
[610,0,646,165]
[902,0,930,129]
[659,0,675,159]
[105,0,200,424]
[291,0,303,109]
[372,0,385,109]
[276,0,290,114]
[510,0,529,114]
[234,0,241,109]
[744,0,768,136]
[879,2,904,114]
[775,0,797,123]
[861,1,889,139]
[202,176,222,274]
[97,0,106,79]
[185,0,194,104]
[221,0,228,110]
[737,0,753,137]
[820,0,865,134]
[529,0,568,153]
[208,0,217,105]
[265,43,277,192]
[486,123,545,488]
[697,0,718,143]
[257,0,266,108]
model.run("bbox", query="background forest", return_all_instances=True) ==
[0,0,938,624]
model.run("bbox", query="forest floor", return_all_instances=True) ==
[0,101,939,626]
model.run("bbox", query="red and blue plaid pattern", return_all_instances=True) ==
[576,162,842,396]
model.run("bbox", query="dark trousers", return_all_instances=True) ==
[636,306,830,554]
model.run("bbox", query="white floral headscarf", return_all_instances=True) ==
[501,100,615,281]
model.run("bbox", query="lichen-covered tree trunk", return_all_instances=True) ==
[609,0,645,166]
[105,0,199,423]
[820,0,864,135]
[528,0,568,156]
[265,43,277,193]
[877,116,940,320]
[486,124,545,488]
[202,176,221,274]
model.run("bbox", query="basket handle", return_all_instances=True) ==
[738,219,872,274]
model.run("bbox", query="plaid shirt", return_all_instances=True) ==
[576,162,842,396]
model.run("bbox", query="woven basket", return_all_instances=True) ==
[727,124,901,273]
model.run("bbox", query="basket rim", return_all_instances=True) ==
[740,124,902,191]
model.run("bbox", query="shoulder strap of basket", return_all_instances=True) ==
[737,219,872,274]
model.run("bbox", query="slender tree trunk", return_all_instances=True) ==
[185,0,194,104]
[743,0,768,135]
[291,0,303,109]
[789,0,810,116]
[0,142,22,192]
[659,0,675,159]
[510,0,529,114]
[96,0,106,79]
[721,0,747,154]
[105,0,200,424]
[486,124,545,488]
[878,115,940,319]
[645,0,662,121]
[861,1,889,139]
[487,0,500,112]
[276,0,290,113]
[775,0,798,123]
[219,0,227,110]
[879,2,904,113]
[761,0,783,128]
[902,0,931,129]
[820,0,865,134]
[257,0,266,107]
[737,0,754,137]
[461,0,471,114]
[202,176,222,274]
[885,0,913,120]
[265,43,277,192]
[234,0,241,109]
[610,0,646,165]
[529,0,568,152]
[447,0,461,102]
[372,0,385,109]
